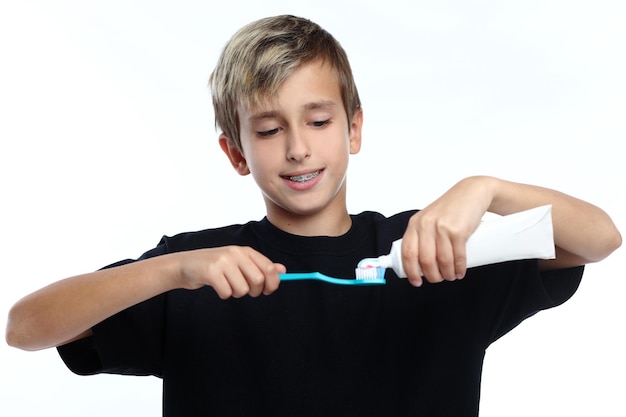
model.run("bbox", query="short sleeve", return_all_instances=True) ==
[57,292,167,377]
[482,263,584,344]
[56,244,171,377]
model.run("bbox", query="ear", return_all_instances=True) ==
[348,109,363,155]
[219,134,250,176]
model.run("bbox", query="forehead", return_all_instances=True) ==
[240,61,342,117]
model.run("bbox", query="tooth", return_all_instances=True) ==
[289,171,319,182]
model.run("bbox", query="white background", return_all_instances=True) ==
[1,1,624,415]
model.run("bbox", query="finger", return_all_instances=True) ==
[225,268,251,298]
[245,249,281,297]
[210,274,235,300]
[217,249,253,298]
[203,247,249,298]
[264,263,286,295]
[237,263,266,297]
[450,234,467,279]
[436,235,456,281]
[400,232,423,287]
[416,230,444,284]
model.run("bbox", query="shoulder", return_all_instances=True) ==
[351,210,419,247]
[140,220,262,258]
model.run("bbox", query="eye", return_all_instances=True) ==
[312,119,330,128]
[257,127,281,137]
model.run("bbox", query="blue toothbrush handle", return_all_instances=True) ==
[279,272,385,286]
[279,272,318,281]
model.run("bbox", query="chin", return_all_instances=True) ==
[270,199,330,217]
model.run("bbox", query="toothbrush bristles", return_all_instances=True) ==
[355,267,386,281]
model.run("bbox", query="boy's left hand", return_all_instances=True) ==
[402,177,494,287]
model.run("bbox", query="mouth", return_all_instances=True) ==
[282,170,323,183]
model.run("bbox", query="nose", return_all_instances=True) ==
[286,128,311,162]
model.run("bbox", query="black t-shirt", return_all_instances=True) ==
[57,211,583,416]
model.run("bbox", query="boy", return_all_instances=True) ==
[6,14,621,416]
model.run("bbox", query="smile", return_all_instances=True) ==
[285,170,321,183]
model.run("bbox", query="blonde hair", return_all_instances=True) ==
[209,15,361,151]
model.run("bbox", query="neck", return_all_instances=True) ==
[265,204,352,237]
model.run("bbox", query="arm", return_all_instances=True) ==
[401,176,622,287]
[6,246,285,351]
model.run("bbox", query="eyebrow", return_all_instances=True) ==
[249,110,280,122]
[248,100,337,122]
[303,100,337,111]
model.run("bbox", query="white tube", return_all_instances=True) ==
[385,205,555,278]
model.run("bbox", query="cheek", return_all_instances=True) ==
[244,146,278,179]
[328,131,352,158]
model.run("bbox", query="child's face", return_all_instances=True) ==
[221,60,362,234]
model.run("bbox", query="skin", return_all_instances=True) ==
[5,60,622,351]
[220,60,362,237]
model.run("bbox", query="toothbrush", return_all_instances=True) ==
[279,272,385,286]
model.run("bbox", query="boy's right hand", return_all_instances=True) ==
[175,246,286,299]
